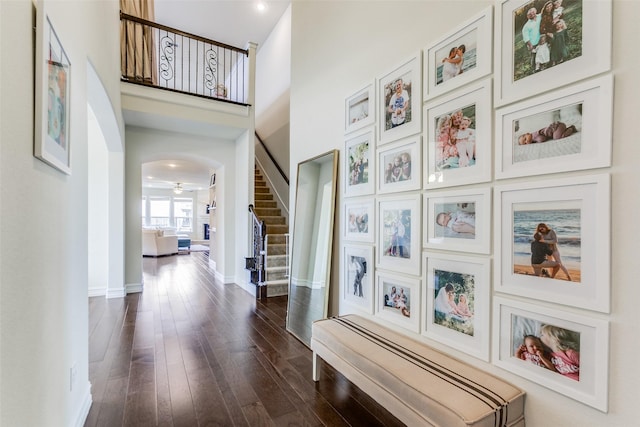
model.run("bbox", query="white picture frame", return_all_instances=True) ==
[342,244,375,314]
[377,136,421,195]
[494,173,611,313]
[345,84,375,134]
[424,6,493,100]
[424,186,491,255]
[344,130,375,197]
[375,270,420,333]
[377,194,421,276]
[493,296,609,412]
[344,198,375,243]
[423,78,492,189]
[495,74,613,179]
[495,0,612,106]
[423,252,491,361]
[377,53,422,145]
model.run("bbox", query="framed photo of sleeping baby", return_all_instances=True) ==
[495,0,612,106]
[423,187,491,255]
[493,297,609,412]
[495,74,613,180]
[493,173,610,313]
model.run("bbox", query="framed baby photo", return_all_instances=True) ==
[344,198,375,243]
[345,84,375,134]
[494,173,610,313]
[375,270,420,333]
[377,194,421,276]
[342,244,375,314]
[495,74,613,180]
[493,296,609,412]
[423,6,493,100]
[344,130,375,197]
[377,53,422,146]
[423,252,491,361]
[495,0,612,106]
[424,187,491,255]
[423,78,492,190]
[377,136,421,195]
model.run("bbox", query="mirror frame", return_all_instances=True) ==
[286,149,339,347]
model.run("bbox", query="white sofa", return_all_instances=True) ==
[142,229,178,256]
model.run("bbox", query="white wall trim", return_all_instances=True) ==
[88,288,106,298]
[124,283,143,295]
[72,382,93,427]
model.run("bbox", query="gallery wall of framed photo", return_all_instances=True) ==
[339,0,613,412]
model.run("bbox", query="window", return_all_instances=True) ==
[174,198,193,232]
[141,196,194,232]
[149,197,170,227]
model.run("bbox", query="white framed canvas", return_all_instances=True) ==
[377,53,422,145]
[423,252,491,361]
[424,6,493,100]
[377,136,421,195]
[495,0,612,106]
[494,173,610,313]
[345,84,375,134]
[344,198,374,243]
[493,296,609,412]
[424,78,492,189]
[495,74,613,179]
[342,244,375,314]
[376,270,420,333]
[344,130,375,197]
[377,194,421,276]
[424,186,491,255]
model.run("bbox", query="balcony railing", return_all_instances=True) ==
[120,12,250,105]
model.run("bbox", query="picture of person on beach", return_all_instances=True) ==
[435,29,478,86]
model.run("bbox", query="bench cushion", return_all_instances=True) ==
[311,315,525,427]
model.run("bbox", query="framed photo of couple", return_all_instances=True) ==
[493,296,609,412]
[344,130,375,197]
[423,6,493,100]
[423,252,491,361]
[375,270,420,333]
[344,198,374,243]
[345,84,375,135]
[342,244,374,314]
[493,173,611,313]
[495,0,612,106]
[495,74,613,180]
[377,194,421,276]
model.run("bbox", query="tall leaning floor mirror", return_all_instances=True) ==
[286,150,339,347]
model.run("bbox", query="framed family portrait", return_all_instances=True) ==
[375,270,420,333]
[495,74,613,179]
[493,296,609,412]
[424,186,491,254]
[377,194,421,276]
[495,0,612,106]
[344,198,374,243]
[423,78,492,189]
[423,6,493,100]
[494,174,610,313]
[377,136,421,195]
[342,244,374,314]
[345,84,375,134]
[344,130,375,197]
[423,252,491,361]
[377,53,422,145]
[35,1,72,175]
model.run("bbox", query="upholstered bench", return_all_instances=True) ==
[311,315,525,427]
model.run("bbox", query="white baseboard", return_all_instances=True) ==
[88,287,106,298]
[125,282,143,294]
[73,382,93,427]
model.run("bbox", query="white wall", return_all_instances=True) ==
[290,1,640,426]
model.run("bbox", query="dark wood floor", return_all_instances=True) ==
[85,252,404,427]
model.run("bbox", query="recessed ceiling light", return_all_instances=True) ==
[256,1,267,12]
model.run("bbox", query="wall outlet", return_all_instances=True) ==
[70,363,78,392]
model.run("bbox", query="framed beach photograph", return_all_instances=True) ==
[35,1,72,175]
[423,252,491,361]
[424,6,493,100]
[424,78,492,189]
[493,296,609,412]
[342,244,375,314]
[344,130,375,197]
[344,198,374,243]
[495,0,612,106]
[377,194,421,276]
[494,174,610,313]
[345,84,375,134]
[424,187,491,254]
[375,270,420,333]
[377,136,421,195]
[495,74,613,179]
[377,54,422,145]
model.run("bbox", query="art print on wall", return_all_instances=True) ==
[377,194,421,276]
[344,199,374,243]
[342,244,374,314]
[377,136,421,194]
[344,130,375,197]
[375,271,420,333]
[345,84,375,134]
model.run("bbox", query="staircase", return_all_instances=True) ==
[253,166,289,297]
